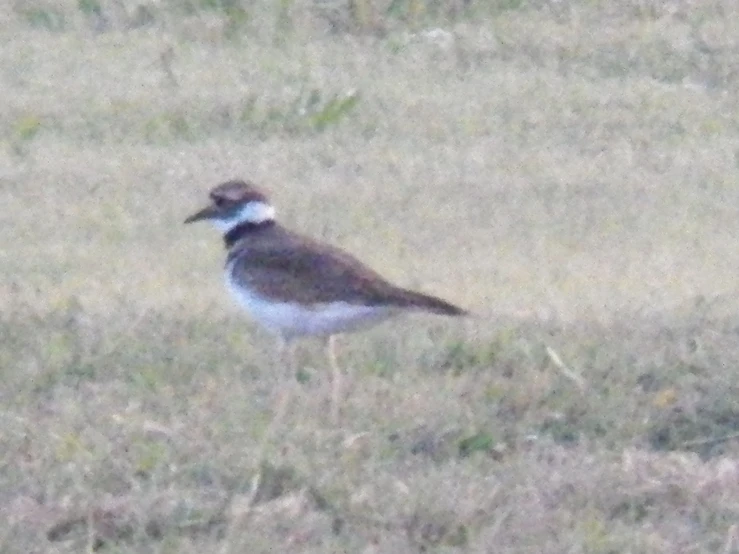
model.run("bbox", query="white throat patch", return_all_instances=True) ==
[213,201,276,233]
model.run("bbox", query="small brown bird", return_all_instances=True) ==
[185,179,467,418]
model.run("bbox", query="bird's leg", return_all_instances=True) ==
[327,334,342,423]
[251,336,294,501]
[280,336,298,383]
[258,335,295,448]
[273,335,297,416]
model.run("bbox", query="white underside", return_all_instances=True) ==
[225,265,396,340]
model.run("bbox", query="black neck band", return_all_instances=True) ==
[223,220,275,248]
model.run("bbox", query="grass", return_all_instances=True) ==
[3,0,739,551]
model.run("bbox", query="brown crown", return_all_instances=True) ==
[209,179,269,206]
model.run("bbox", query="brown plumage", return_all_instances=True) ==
[185,179,468,420]
[226,223,467,315]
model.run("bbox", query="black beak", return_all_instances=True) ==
[184,205,217,224]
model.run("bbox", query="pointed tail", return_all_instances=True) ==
[395,288,468,316]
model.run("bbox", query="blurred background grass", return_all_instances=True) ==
[3,0,739,552]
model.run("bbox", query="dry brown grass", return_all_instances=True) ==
[4,0,739,552]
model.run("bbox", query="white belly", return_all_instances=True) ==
[225,271,395,339]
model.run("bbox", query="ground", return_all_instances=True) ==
[3,0,739,552]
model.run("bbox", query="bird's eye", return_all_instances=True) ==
[213,197,226,208]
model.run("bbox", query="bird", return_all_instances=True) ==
[185,179,468,419]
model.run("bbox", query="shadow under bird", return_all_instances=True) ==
[185,179,468,418]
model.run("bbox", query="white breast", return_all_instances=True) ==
[224,261,395,340]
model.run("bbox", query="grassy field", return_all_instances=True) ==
[4,0,739,551]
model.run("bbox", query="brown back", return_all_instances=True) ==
[228,224,466,315]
